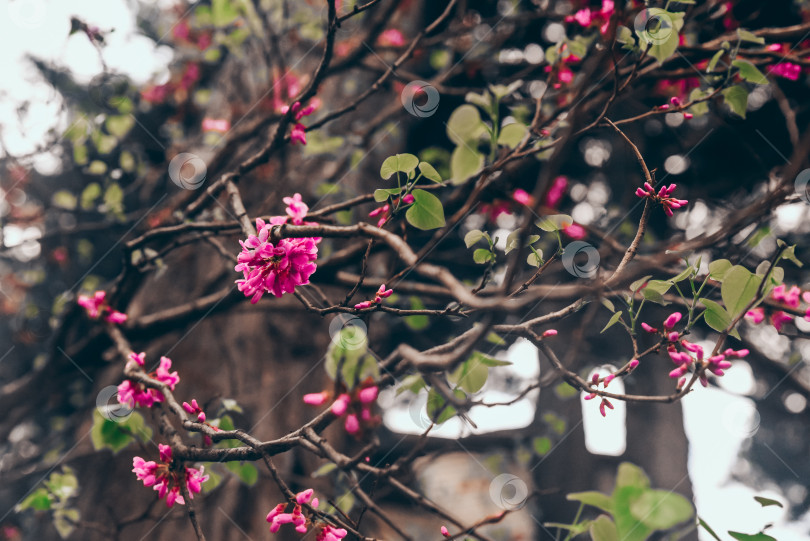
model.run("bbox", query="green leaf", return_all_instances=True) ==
[732,59,769,85]
[753,496,783,508]
[505,230,540,254]
[641,279,673,305]
[91,409,134,453]
[473,248,494,264]
[380,153,419,179]
[615,462,651,490]
[374,188,401,202]
[53,508,79,539]
[406,189,446,230]
[781,244,803,267]
[105,115,134,137]
[613,486,653,541]
[699,517,724,541]
[722,85,749,118]
[446,104,486,144]
[630,275,652,292]
[17,488,53,511]
[629,490,694,530]
[226,462,258,486]
[465,229,485,248]
[405,297,429,330]
[543,412,566,435]
[450,144,484,185]
[475,352,511,366]
[465,91,492,111]
[536,214,574,232]
[721,265,762,318]
[426,388,458,424]
[498,122,528,149]
[532,436,552,455]
[212,0,240,26]
[485,331,506,345]
[636,9,684,64]
[602,298,616,312]
[601,311,624,333]
[555,382,578,398]
[489,80,523,100]
[312,463,338,478]
[707,50,725,73]
[737,29,765,44]
[670,266,696,283]
[700,298,741,339]
[545,521,593,536]
[709,259,732,280]
[590,515,620,541]
[418,161,442,183]
[728,532,778,541]
[448,357,489,393]
[81,183,102,210]
[396,374,426,395]
[53,190,78,210]
[104,183,124,213]
[567,491,613,513]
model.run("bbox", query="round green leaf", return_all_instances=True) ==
[406,189,446,230]
[380,153,419,179]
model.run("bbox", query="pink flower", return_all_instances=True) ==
[378,28,406,47]
[331,394,350,416]
[282,101,317,145]
[769,62,801,80]
[512,189,532,206]
[368,204,391,227]
[562,223,586,240]
[599,398,614,417]
[182,399,206,423]
[155,356,180,388]
[544,176,568,208]
[772,285,801,308]
[441,526,450,537]
[118,354,179,408]
[628,359,639,370]
[235,219,319,302]
[663,312,682,330]
[745,307,765,324]
[640,322,657,333]
[317,525,348,541]
[303,391,330,406]
[771,310,793,331]
[358,385,379,404]
[636,182,688,217]
[354,300,373,309]
[375,284,393,302]
[133,445,208,507]
[283,193,309,225]
[128,351,146,367]
[202,118,231,133]
[296,488,314,505]
[345,413,360,433]
[78,290,128,324]
[542,329,558,337]
[105,310,128,324]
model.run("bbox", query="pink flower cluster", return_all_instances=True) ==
[235,217,319,303]
[659,97,694,120]
[267,488,347,540]
[182,399,206,423]
[304,384,380,435]
[670,340,748,389]
[565,0,615,34]
[369,194,414,227]
[584,372,615,417]
[132,444,208,507]
[544,176,568,208]
[354,284,394,310]
[141,63,200,104]
[635,182,688,217]
[641,311,683,342]
[118,353,179,408]
[78,290,128,324]
[377,28,406,47]
[766,45,802,80]
[746,285,810,331]
[281,101,316,145]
